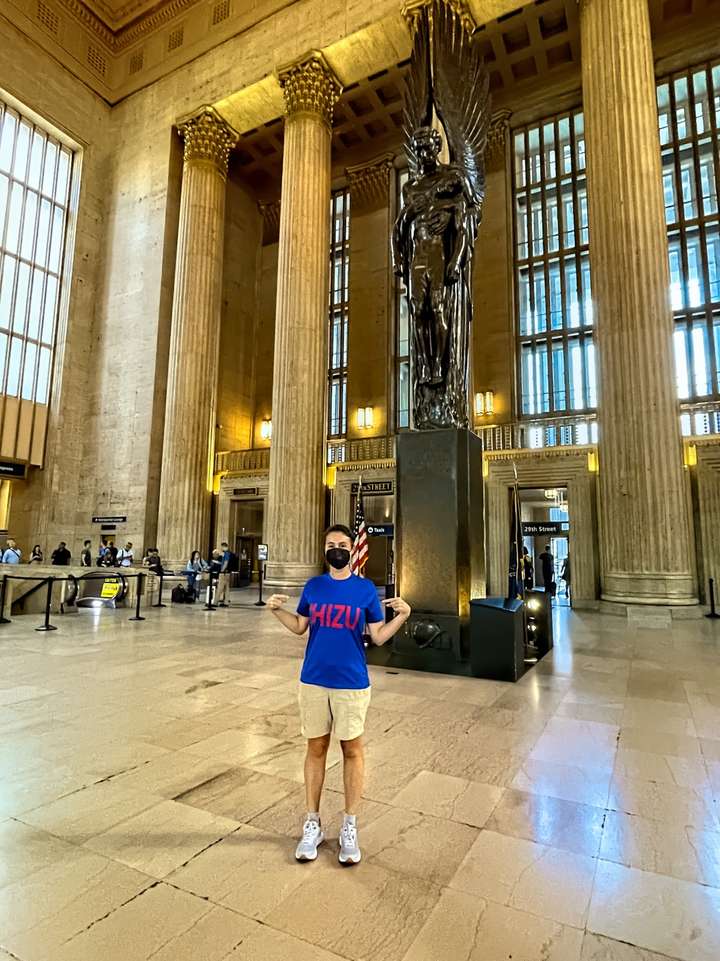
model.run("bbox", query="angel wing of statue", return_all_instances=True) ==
[402,5,433,184]
[431,0,491,208]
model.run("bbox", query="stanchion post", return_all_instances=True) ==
[255,561,266,607]
[0,574,10,625]
[129,573,146,621]
[35,577,58,632]
[706,577,720,619]
[152,572,166,608]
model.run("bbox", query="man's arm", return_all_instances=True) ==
[367,597,411,647]
[391,186,413,278]
[268,594,309,636]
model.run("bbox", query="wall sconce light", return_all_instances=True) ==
[684,442,697,468]
[260,419,272,441]
[587,450,599,474]
[474,391,494,417]
[357,406,374,429]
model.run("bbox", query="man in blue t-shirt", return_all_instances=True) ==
[269,523,411,866]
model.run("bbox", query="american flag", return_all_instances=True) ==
[350,480,368,575]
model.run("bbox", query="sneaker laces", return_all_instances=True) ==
[341,821,357,847]
[302,819,319,841]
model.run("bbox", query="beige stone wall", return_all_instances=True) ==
[472,160,514,426]
[1,16,111,558]
[346,203,393,441]
[217,171,263,454]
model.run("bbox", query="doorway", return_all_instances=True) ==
[519,487,570,607]
[230,498,264,585]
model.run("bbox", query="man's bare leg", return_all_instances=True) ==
[304,734,331,812]
[340,736,365,815]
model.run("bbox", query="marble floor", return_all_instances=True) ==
[1,598,720,961]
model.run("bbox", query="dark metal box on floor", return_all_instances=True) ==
[469,597,526,682]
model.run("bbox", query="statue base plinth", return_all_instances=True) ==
[366,428,485,677]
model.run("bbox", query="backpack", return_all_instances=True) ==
[171,585,188,604]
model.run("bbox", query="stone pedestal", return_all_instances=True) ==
[264,54,341,590]
[366,428,484,676]
[580,0,696,605]
[156,106,237,567]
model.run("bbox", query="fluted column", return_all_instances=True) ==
[264,53,341,589]
[157,106,238,565]
[580,0,696,604]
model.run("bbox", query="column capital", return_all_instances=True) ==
[177,106,238,176]
[402,0,476,34]
[486,109,512,172]
[276,52,342,127]
[345,153,395,213]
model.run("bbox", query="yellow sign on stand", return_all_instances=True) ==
[101,579,121,599]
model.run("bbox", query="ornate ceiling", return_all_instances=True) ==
[233,0,720,201]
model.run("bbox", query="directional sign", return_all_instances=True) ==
[92,515,127,524]
[367,524,394,537]
[257,543,269,561]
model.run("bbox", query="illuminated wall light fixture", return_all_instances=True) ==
[260,419,272,441]
[357,406,374,429]
[474,390,494,417]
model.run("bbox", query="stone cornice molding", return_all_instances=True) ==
[335,458,396,472]
[54,0,200,51]
[277,52,342,127]
[345,153,395,212]
[177,106,238,176]
[485,444,596,465]
[486,109,512,172]
[402,0,476,34]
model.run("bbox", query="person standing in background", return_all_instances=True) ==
[1,538,21,564]
[51,542,71,565]
[80,540,92,567]
[29,545,43,564]
[539,543,555,595]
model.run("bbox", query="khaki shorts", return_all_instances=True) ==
[298,682,372,741]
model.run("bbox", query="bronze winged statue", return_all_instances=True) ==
[392,0,491,429]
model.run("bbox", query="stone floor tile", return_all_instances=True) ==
[402,886,584,961]
[449,829,597,928]
[175,765,299,822]
[599,809,720,887]
[588,859,720,961]
[0,848,154,961]
[485,787,606,856]
[48,880,258,961]
[266,860,441,961]
[167,824,316,920]
[83,799,240,878]
[511,757,613,808]
[390,770,504,826]
[360,806,479,885]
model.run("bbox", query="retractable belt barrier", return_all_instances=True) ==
[0,571,148,632]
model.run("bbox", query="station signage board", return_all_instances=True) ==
[522,521,568,536]
[257,543,269,561]
[0,461,26,478]
[351,481,394,494]
[92,515,127,524]
[367,524,394,537]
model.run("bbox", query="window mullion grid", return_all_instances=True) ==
[669,73,698,399]
[539,122,554,416]
[568,111,584,413]
[523,127,537,414]
[688,66,717,398]
[555,115,569,416]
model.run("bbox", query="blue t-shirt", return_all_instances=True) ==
[297,573,384,690]
[2,548,21,564]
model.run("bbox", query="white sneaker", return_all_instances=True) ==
[338,819,361,864]
[295,818,324,861]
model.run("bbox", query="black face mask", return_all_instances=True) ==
[325,547,351,570]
